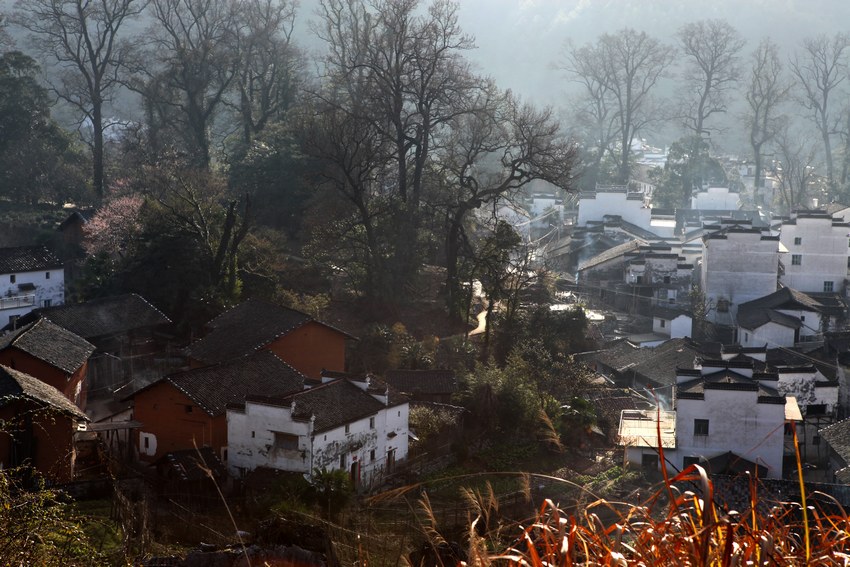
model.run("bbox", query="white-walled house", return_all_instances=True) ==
[736,287,845,348]
[701,223,780,325]
[652,307,693,339]
[0,246,64,328]
[691,186,741,210]
[779,211,850,294]
[577,186,652,231]
[227,377,409,489]
[619,364,795,479]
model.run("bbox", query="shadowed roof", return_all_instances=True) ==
[289,379,391,433]
[384,369,457,396]
[16,294,171,339]
[0,246,62,273]
[0,319,95,374]
[187,298,355,365]
[0,364,87,420]
[141,350,306,417]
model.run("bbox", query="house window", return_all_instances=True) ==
[794,237,802,245]
[251,431,255,438]
[694,419,709,436]
[144,437,150,450]
[42,299,51,308]
[369,416,375,429]
[663,276,671,284]
[398,411,401,417]
[791,254,802,266]
[9,275,15,284]
[813,435,821,446]
[641,453,658,470]
[682,456,701,469]
[45,271,50,279]
[659,319,666,328]
[340,453,347,469]
[657,288,669,299]
[636,276,643,284]
[824,281,834,292]
[345,424,350,434]
[370,449,376,462]
[273,432,299,451]
[800,315,805,321]
[744,332,749,342]
[8,315,18,327]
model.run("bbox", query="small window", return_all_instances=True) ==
[682,456,701,469]
[369,416,375,429]
[694,419,709,436]
[144,437,150,449]
[641,453,658,470]
[273,432,299,451]
[800,315,805,322]
[812,435,821,446]
[251,431,255,438]
[663,276,671,284]
[824,281,834,292]
[791,254,802,266]
[340,453,347,469]
[744,332,749,341]
[9,275,15,284]
[42,299,51,308]
[8,315,18,327]
[45,271,50,279]
[345,424,350,434]
[222,449,228,461]
[659,319,666,328]
[370,449,376,462]
[398,411,401,417]
[636,275,643,284]
[794,236,802,245]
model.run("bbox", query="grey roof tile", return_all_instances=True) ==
[0,246,62,273]
[0,364,87,419]
[0,319,95,374]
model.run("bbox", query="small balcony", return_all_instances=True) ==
[0,294,35,311]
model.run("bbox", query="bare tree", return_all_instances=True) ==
[15,0,148,200]
[127,0,240,168]
[561,40,619,190]
[230,0,303,149]
[745,38,790,202]
[772,125,819,213]
[790,33,850,194]
[676,19,746,136]
[597,28,674,184]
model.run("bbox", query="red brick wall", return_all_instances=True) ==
[133,382,226,462]
[0,349,88,411]
[0,402,77,483]
[268,321,347,379]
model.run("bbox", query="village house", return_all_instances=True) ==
[691,186,741,210]
[819,417,850,483]
[131,350,305,463]
[0,319,95,411]
[0,246,65,328]
[736,287,846,349]
[0,364,89,483]
[11,293,173,393]
[652,306,693,339]
[619,362,796,479]
[778,210,850,295]
[623,244,694,312]
[700,221,781,326]
[227,376,409,490]
[186,298,355,379]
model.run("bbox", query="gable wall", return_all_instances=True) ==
[0,402,77,483]
[0,349,86,410]
[133,382,225,462]
[268,321,347,379]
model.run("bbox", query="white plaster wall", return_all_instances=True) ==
[691,187,740,210]
[227,403,311,477]
[701,233,779,324]
[780,218,849,293]
[653,317,671,336]
[676,390,785,478]
[670,315,693,339]
[577,192,652,231]
[0,268,65,326]
[739,322,795,348]
[775,371,838,412]
[776,308,825,339]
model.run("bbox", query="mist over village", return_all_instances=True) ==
[2,0,850,564]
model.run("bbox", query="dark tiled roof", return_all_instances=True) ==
[0,364,87,419]
[653,306,690,320]
[581,338,702,388]
[384,369,457,396]
[162,351,306,416]
[0,320,95,374]
[289,379,389,433]
[0,246,62,273]
[187,298,354,364]
[677,370,782,401]
[155,446,226,481]
[16,294,171,339]
[820,417,850,468]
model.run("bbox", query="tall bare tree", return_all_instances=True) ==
[676,19,746,137]
[561,41,619,190]
[597,28,674,184]
[790,33,850,194]
[127,0,240,168]
[745,38,789,202]
[15,0,147,200]
[773,125,819,213]
[230,0,302,149]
